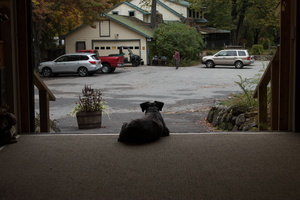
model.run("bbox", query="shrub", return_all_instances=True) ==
[251,44,264,55]
[150,22,205,64]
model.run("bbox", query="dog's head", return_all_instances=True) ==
[140,101,164,112]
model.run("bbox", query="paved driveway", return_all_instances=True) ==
[35,62,268,133]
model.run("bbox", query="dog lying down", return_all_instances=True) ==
[118,101,170,143]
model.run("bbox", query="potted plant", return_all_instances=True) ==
[70,85,108,129]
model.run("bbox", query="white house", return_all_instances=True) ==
[64,0,209,64]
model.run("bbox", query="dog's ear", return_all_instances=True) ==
[154,101,164,111]
[140,101,150,112]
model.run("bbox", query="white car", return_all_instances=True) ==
[38,53,102,77]
[202,49,255,69]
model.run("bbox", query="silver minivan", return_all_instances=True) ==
[38,53,101,77]
[202,49,254,68]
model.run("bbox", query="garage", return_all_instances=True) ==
[93,40,141,57]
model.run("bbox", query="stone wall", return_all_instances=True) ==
[206,105,258,131]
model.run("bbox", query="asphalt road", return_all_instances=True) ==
[35,61,269,134]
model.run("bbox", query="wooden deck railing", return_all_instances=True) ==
[253,48,279,131]
[33,71,56,132]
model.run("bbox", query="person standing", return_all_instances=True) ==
[174,50,180,70]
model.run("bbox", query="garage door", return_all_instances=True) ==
[93,41,141,57]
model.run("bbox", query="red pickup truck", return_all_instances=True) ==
[76,50,124,73]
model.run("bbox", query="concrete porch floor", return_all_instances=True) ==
[1,132,300,200]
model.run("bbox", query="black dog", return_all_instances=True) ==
[118,101,170,143]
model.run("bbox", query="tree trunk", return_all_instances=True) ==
[151,0,157,29]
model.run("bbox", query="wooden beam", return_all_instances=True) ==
[271,55,279,130]
[295,1,300,132]
[34,72,56,101]
[279,0,291,131]
[16,0,31,132]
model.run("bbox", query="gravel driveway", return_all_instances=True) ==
[35,61,268,134]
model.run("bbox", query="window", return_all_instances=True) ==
[238,51,246,56]
[128,11,135,17]
[134,46,139,49]
[227,51,237,56]
[217,51,227,56]
[56,56,70,62]
[112,11,119,15]
[100,47,105,50]
[76,41,86,51]
[106,47,111,50]
[100,21,110,37]
[79,55,89,60]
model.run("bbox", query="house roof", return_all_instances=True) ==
[167,0,190,7]
[104,14,153,38]
[105,1,150,15]
[199,27,230,34]
[157,0,184,19]
[62,14,153,39]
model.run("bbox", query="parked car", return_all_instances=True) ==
[38,53,101,77]
[202,49,255,68]
[77,49,124,73]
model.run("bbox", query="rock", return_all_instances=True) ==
[235,114,246,126]
[206,107,217,123]
[228,105,247,115]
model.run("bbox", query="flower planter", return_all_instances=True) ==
[76,110,102,129]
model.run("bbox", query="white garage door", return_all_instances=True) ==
[93,41,141,57]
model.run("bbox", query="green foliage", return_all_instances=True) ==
[32,0,113,68]
[220,66,271,116]
[187,0,280,46]
[220,74,259,112]
[150,22,205,65]
[251,44,264,55]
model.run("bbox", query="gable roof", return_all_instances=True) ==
[105,1,150,15]
[166,0,190,7]
[199,27,230,34]
[157,0,184,19]
[62,14,153,39]
[104,14,153,38]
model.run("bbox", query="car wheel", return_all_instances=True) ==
[205,60,215,68]
[78,67,88,77]
[101,63,112,73]
[42,67,52,77]
[235,61,243,69]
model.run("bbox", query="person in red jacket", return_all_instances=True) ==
[173,50,180,70]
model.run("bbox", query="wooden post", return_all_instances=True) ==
[33,72,55,133]
[258,86,268,130]
[279,0,291,131]
[271,50,280,130]
[39,90,50,132]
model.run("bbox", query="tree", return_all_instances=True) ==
[151,22,205,63]
[245,0,280,45]
[187,0,279,46]
[32,0,112,68]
